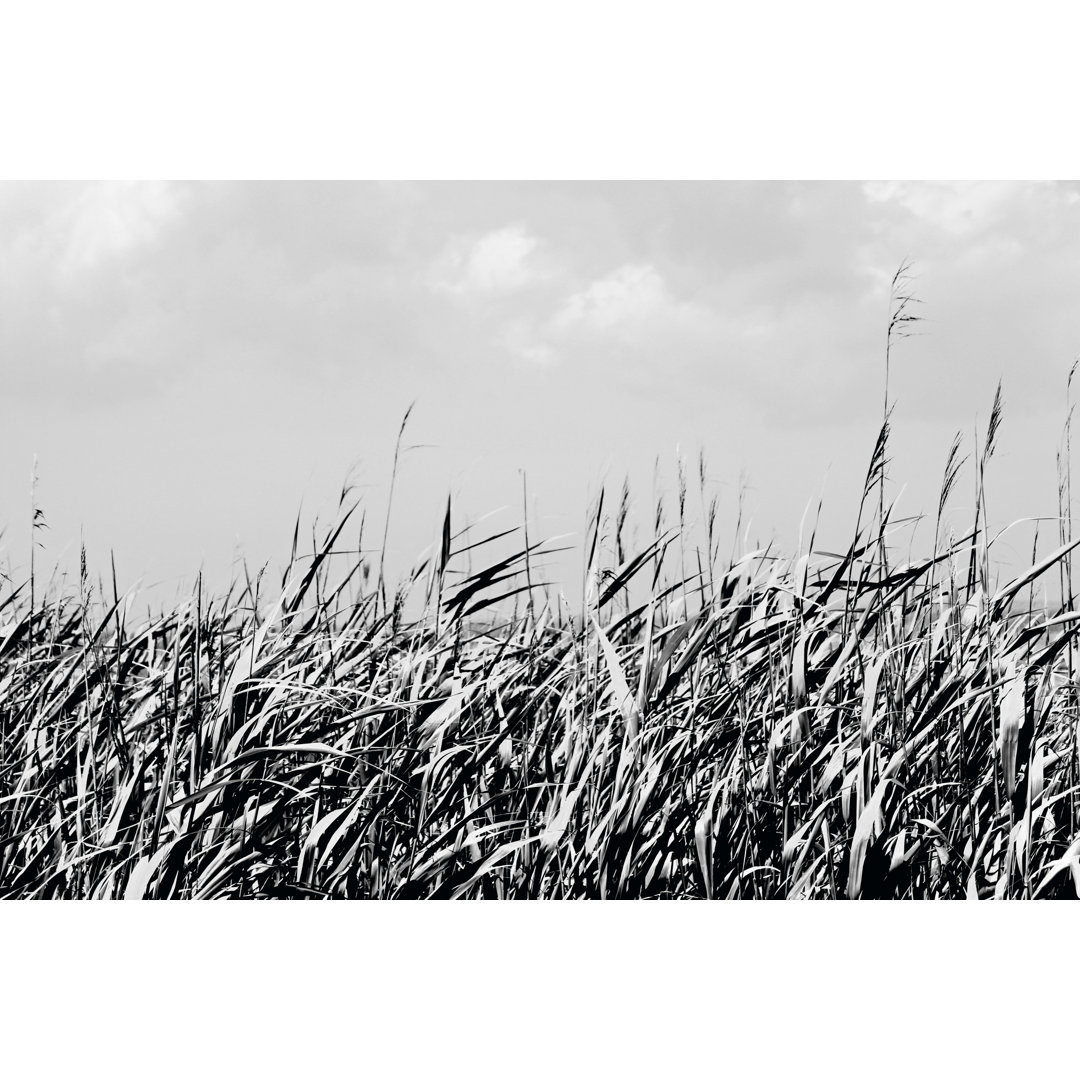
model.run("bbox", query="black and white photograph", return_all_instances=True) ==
[9,177,1080,902]
[5,2,1080,1075]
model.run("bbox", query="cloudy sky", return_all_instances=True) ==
[3,180,1080,599]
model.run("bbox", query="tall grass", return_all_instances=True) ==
[4,405,1080,900]
[5,267,1080,901]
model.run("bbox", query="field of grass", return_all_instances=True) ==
[5,382,1080,901]
[6,263,1080,901]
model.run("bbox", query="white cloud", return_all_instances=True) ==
[553,263,669,332]
[511,261,719,366]
[434,224,540,294]
[862,180,1032,236]
[0,180,184,278]
[60,181,184,272]
[501,319,559,366]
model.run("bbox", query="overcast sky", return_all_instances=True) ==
[4,180,1080,600]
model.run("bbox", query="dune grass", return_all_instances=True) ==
[5,268,1080,899]
[4,388,1080,900]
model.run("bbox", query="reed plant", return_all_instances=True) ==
[5,271,1080,898]
[3,401,1080,899]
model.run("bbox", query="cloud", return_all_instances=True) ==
[60,182,184,272]
[861,180,1034,236]
[0,182,457,397]
[553,263,670,332]
[509,261,717,367]
[0,181,185,277]
[432,224,540,295]
[500,320,559,367]
[5,180,1078,430]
